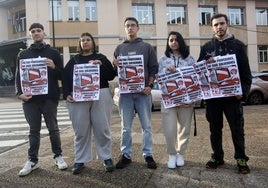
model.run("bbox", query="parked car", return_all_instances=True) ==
[246,72,268,105]
[113,82,161,111]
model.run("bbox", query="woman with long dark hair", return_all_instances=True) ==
[63,32,116,174]
[158,31,195,169]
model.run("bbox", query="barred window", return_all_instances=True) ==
[132,5,154,24]
[167,6,186,24]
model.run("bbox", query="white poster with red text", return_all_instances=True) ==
[117,55,145,94]
[19,57,48,95]
[73,63,100,101]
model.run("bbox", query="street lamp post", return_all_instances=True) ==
[51,0,55,48]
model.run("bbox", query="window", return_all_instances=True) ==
[13,10,26,33]
[132,5,154,24]
[199,7,215,25]
[85,0,97,21]
[256,9,268,26]
[228,8,245,25]
[69,47,78,58]
[49,0,62,21]
[166,6,186,24]
[258,46,268,63]
[68,0,79,21]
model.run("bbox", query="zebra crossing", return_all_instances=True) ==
[0,102,72,154]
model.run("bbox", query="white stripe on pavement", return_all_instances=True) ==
[0,140,27,147]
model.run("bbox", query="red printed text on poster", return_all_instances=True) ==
[73,63,100,101]
[19,57,48,95]
[117,55,145,94]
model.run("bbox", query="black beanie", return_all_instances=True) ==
[29,23,44,31]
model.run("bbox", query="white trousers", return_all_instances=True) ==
[161,104,194,155]
[67,88,113,163]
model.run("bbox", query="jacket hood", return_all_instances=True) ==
[29,43,51,50]
[213,34,234,42]
[123,37,143,44]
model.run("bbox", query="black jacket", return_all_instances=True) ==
[198,34,252,100]
[15,43,63,101]
[62,53,116,99]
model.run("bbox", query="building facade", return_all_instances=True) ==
[0,0,267,89]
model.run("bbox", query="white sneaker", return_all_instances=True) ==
[167,155,176,169]
[55,155,68,170]
[176,153,184,167]
[18,161,38,177]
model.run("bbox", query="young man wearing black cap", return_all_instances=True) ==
[16,23,68,176]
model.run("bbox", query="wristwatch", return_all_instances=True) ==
[149,83,154,89]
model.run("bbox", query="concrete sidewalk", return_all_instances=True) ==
[0,100,267,187]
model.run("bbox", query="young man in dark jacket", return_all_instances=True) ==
[16,23,68,176]
[198,13,252,174]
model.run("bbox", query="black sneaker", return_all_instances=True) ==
[145,156,157,169]
[206,157,224,169]
[237,158,250,174]
[104,159,115,172]
[116,155,132,169]
[72,163,84,175]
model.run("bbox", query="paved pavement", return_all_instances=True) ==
[0,97,267,188]
[0,99,71,154]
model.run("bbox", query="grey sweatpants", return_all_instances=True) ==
[67,88,113,163]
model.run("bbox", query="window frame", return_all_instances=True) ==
[166,5,186,24]
[256,8,268,26]
[228,7,245,25]
[199,7,215,25]
[49,0,62,21]
[85,0,97,21]
[132,4,154,24]
[67,0,80,21]
[258,45,268,64]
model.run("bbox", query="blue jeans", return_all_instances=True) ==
[22,99,62,162]
[119,93,153,158]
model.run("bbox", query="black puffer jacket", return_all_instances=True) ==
[198,34,252,100]
[15,43,63,100]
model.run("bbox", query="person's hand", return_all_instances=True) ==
[45,58,55,69]
[167,65,176,72]
[235,95,243,100]
[206,57,215,63]
[113,58,119,69]
[18,93,32,102]
[66,95,75,103]
[142,86,152,96]
[89,60,102,65]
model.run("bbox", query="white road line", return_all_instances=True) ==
[0,140,27,147]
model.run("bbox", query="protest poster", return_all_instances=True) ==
[19,57,48,95]
[193,60,212,98]
[206,54,242,99]
[117,55,145,93]
[157,54,242,109]
[157,69,189,108]
[180,65,203,103]
[73,63,100,101]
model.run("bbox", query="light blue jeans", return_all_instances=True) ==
[119,93,153,158]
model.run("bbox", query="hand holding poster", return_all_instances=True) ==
[117,55,145,93]
[19,57,48,95]
[73,63,100,101]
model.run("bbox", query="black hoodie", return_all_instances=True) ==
[15,43,63,101]
[198,34,252,100]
